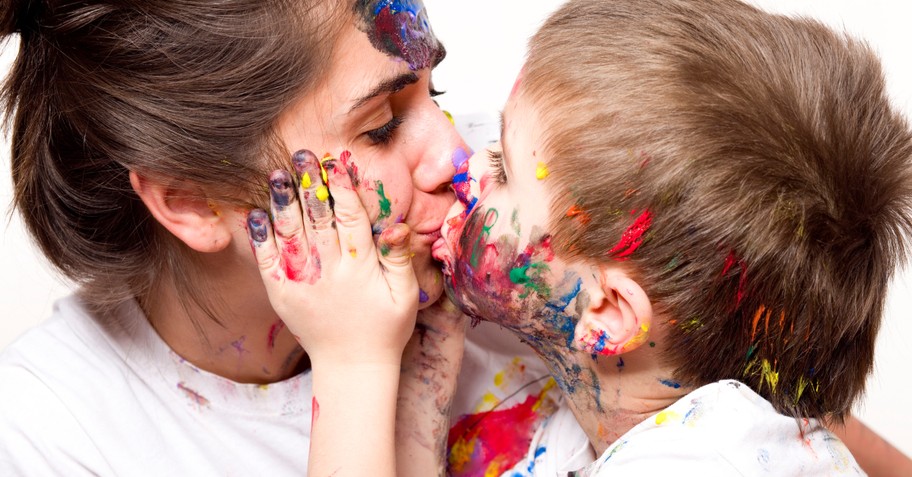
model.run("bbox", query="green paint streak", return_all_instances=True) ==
[509,262,551,298]
[375,180,391,221]
[379,243,391,257]
[745,344,757,361]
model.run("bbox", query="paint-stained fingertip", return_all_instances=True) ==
[247,209,270,244]
[292,149,319,176]
[378,222,411,250]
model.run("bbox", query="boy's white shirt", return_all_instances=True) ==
[506,380,865,477]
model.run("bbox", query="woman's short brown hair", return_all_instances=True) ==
[523,0,912,419]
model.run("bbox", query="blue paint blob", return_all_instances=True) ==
[418,289,429,303]
[659,378,682,389]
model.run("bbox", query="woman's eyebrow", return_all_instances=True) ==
[349,72,420,113]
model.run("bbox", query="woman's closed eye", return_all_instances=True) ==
[365,116,404,145]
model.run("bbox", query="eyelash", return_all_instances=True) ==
[366,116,403,145]
[364,87,443,145]
[487,149,508,184]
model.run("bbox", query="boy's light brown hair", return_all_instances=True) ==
[522,0,912,419]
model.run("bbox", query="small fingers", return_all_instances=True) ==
[325,151,374,262]
[268,169,314,282]
[293,149,341,265]
[377,223,419,308]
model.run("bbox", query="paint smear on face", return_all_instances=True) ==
[451,147,477,214]
[447,381,558,477]
[419,289,429,303]
[354,0,440,70]
[535,162,549,180]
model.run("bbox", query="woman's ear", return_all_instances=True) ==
[574,267,653,355]
[129,171,233,253]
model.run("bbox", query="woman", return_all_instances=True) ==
[0,0,465,474]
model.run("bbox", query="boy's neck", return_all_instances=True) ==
[536,339,691,456]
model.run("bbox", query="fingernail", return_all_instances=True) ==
[292,149,319,178]
[247,209,269,243]
[268,170,296,209]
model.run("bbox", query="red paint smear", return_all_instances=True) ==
[447,395,542,476]
[608,209,653,260]
[267,320,285,351]
[339,150,360,186]
[311,396,320,430]
[721,251,749,305]
[281,236,304,281]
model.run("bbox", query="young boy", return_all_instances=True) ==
[433,0,912,473]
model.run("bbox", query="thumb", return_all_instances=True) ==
[377,223,419,305]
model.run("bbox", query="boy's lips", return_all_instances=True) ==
[431,235,450,263]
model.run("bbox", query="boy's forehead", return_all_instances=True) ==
[352,0,444,71]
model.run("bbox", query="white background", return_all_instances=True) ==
[2,0,910,455]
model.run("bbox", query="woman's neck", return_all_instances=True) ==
[141,262,309,384]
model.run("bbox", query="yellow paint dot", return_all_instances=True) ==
[300,172,312,189]
[655,410,681,425]
[535,162,550,180]
[316,186,329,202]
[443,110,455,125]
[320,153,333,183]
[493,371,505,387]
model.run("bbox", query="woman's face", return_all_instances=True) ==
[274,1,467,307]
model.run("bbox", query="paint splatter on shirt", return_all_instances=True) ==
[571,380,863,476]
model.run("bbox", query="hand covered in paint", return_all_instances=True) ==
[396,296,469,476]
[247,149,419,367]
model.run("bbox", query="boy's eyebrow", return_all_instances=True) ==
[349,72,420,113]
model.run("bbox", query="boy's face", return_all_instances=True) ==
[434,93,592,344]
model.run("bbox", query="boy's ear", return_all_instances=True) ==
[574,267,653,355]
[129,171,232,253]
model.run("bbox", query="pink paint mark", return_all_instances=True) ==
[509,67,525,99]
[608,209,653,260]
[177,382,210,408]
[267,320,285,351]
[312,396,320,430]
[447,395,543,476]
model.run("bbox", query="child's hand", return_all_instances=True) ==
[396,296,468,476]
[247,149,419,368]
